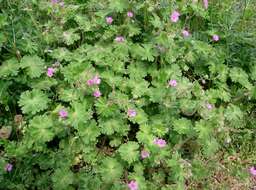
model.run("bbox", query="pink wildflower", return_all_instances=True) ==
[59,109,68,119]
[212,34,220,42]
[203,0,208,9]
[92,75,101,85]
[106,16,113,24]
[182,30,190,38]
[170,11,180,23]
[115,36,125,43]
[249,167,256,176]
[5,163,13,172]
[141,150,150,159]
[127,11,134,18]
[168,79,177,87]
[51,0,58,4]
[153,138,167,148]
[128,180,138,190]
[87,79,94,86]
[93,90,101,98]
[47,67,55,77]
[127,109,137,117]
[206,103,213,110]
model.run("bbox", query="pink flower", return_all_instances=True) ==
[87,79,94,86]
[5,163,13,172]
[87,75,101,86]
[51,0,58,4]
[128,180,138,190]
[170,11,180,23]
[168,79,177,87]
[203,0,208,9]
[249,167,256,176]
[141,150,150,159]
[47,67,55,77]
[115,36,125,43]
[92,75,101,85]
[93,90,101,98]
[153,138,167,148]
[59,109,68,119]
[127,11,134,18]
[182,30,190,38]
[212,35,220,42]
[206,103,213,110]
[127,109,137,117]
[106,16,113,24]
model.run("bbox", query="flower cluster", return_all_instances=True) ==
[87,75,102,98]
[87,75,101,86]
[153,138,167,148]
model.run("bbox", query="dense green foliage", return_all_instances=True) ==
[0,0,255,189]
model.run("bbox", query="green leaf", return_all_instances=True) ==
[229,67,252,89]
[30,77,58,90]
[173,118,193,135]
[131,44,157,62]
[20,55,45,78]
[224,104,244,128]
[77,121,100,144]
[98,157,123,183]
[99,118,128,135]
[63,30,80,46]
[95,98,120,117]
[28,115,54,142]
[52,168,74,190]
[109,0,129,12]
[118,141,139,164]
[61,61,91,83]
[0,58,20,78]
[67,101,92,128]
[19,89,50,115]
[58,88,82,102]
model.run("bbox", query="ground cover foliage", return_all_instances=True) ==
[0,0,256,189]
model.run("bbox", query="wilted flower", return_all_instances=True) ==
[106,16,113,24]
[59,1,64,7]
[153,138,167,148]
[170,11,180,23]
[0,126,12,139]
[127,11,134,18]
[127,109,137,117]
[212,34,220,42]
[168,79,177,87]
[59,109,68,119]
[93,90,101,98]
[47,67,55,77]
[5,163,13,172]
[115,36,125,43]
[141,150,150,159]
[128,180,138,190]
